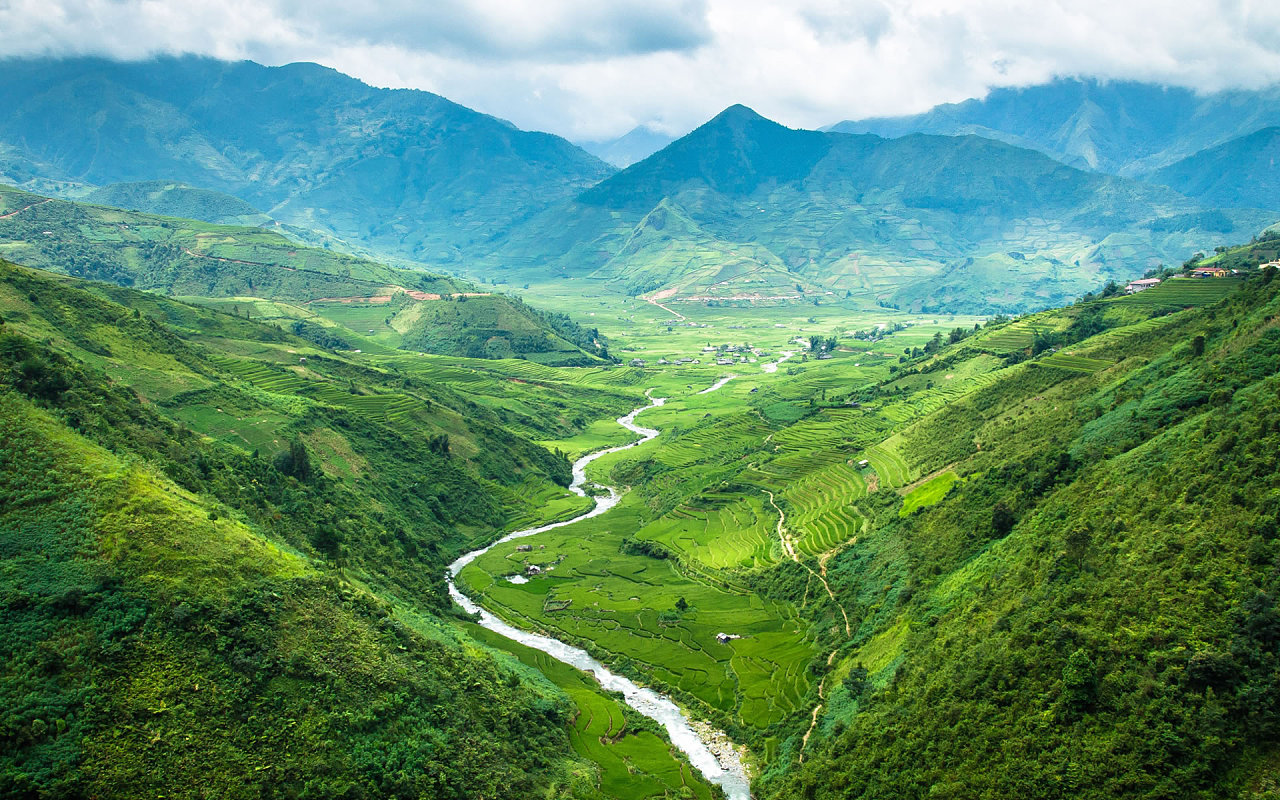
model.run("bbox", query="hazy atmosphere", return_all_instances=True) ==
[3,0,1280,138]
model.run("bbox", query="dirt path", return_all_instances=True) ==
[763,490,849,633]
[645,296,686,322]
[0,198,52,220]
[763,489,854,762]
[183,247,298,271]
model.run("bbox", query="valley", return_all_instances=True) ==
[3,49,1280,800]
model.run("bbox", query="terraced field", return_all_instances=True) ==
[1040,351,1113,373]
[781,462,868,556]
[638,493,777,570]
[862,441,911,488]
[769,408,885,455]
[1118,277,1242,306]
[877,370,1004,425]
[209,354,432,424]
[656,412,773,469]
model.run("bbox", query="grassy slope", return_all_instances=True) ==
[0,393,584,799]
[0,184,607,364]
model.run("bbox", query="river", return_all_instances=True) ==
[447,394,753,800]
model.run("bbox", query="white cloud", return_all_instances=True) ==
[1,0,1279,140]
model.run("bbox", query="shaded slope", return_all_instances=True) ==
[85,180,270,225]
[1151,127,1280,210]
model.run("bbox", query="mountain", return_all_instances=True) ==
[578,125,677,168]
[494,105,1276,312]
[0,56,614,266]
[829,78,1280,176]
[0,184,610,364]
[1150,127,1280,210]
[85,180,270,225]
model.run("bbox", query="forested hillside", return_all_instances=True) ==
[760,267,1280,798]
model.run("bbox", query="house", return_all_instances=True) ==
[629,358,646,367]
[1125,278,1161,294]
[1192,266,1229,278]
[715,632,742,644]
[526,564,542,575]
[857,459,870,468]
[516,544,532,552]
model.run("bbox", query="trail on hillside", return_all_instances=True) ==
[0,198,52,219]
[764,488,853,762]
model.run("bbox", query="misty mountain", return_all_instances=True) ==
[829,78,1280,177]
[1149,127,1280,211]
[578,126,677,168]
[0,56,614,266]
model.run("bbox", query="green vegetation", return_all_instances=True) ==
[5,163,1280,800]
[0,184,609,364]
[899,470,959,516]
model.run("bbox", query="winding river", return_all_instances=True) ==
[447,395,752,800]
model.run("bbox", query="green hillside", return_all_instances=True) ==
[0,258,723,798]
[1151,127,1280,211]
[85,180,271,225]
[494,106,1274,312]
[0,184,608,364]
[758,269,1280,797]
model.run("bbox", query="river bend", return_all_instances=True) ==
[447,394,752,800]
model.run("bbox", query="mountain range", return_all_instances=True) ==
[1,59,1278,312]
[491,105,1275,311]
[829,78,1280,175]
[0,56,613,266]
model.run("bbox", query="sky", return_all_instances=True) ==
[2,0,1280,142]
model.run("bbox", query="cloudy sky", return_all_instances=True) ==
[2,0,1280,141]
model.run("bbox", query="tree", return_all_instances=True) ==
[1191,335,1206,357]
[675,597,689,613]
[274,436,312,481]
[991,502,1015,538]
[1061,648,1097,712]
